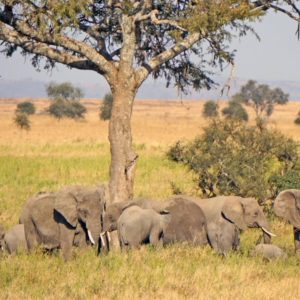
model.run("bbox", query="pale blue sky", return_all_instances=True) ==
[0,10,300,85]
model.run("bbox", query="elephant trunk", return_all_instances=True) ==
[98,231,110,255]
[259,220,276,244]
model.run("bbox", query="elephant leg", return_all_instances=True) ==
[24,219,39,250]
[294,227,300,262]
[59,223,75,261]
[149,228,161,247]
[217,221,238,255]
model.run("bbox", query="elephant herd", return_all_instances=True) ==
[0,184,300,262]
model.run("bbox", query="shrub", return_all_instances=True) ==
[14,112,30,131]
[16,101,36,115]
[269,170,300,197]
[295,111,300,125]
[167,119,299,201]
[99,93,113,121]
[46,82,86,120]
[222,100,248,121]
[203,100,218,118]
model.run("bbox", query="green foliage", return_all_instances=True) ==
[295,111,300,125]
[99,93,113,121]
[222,100,248,121]
[232,80,289,117]
[46,82,86,120]
[269,170,300,196]
[203,100,219,118]
[15,101,36,115]
[13,112,30,131]
[167,119,299,201]
[46,82,83,100]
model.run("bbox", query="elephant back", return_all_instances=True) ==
[163,197,208,246]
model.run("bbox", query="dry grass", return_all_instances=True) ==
[1,98,300,146]
[0,98,300,299]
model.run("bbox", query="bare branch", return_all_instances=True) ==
[134,9,187,32]
[135,31,203,87]
[0,21,102,73]
[0,10,116,80]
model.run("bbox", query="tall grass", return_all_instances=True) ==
[0,98,300,299]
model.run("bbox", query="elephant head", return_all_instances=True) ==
[101,201,132,233]
[274,189,300,228]
[222,196,275,242]
[54,184,109,248]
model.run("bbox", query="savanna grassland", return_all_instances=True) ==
[0,97,300,300]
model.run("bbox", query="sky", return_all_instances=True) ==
[1,10,300,88]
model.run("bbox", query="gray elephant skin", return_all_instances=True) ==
[0,225,4,252]
[102,197,208,247]
[251,244,287,260]
[4,224,28,254]
[19,184,109,261]
[273,189,300,259]
[171,195,273,255]
[117,206,171,249]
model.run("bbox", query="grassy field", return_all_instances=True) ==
[0,98,300,299]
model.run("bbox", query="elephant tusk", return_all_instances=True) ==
[100,232,106,247]
[107,231,111,243]
[87,230,96,245]
[262,226,276,237]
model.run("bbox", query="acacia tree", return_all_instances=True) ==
[0,0,277,203]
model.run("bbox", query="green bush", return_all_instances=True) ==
[48,99,86,120]
[203,100,218,118]
[99,93,113,121]
[46,82,86,120]
[222,100,248,121]
[16,101,36,115]
[14,112,31,131]
[295,111,300,125]
[167,119,299,201]
[269,170,300,196]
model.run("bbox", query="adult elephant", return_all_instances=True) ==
[19,183,109,261]
[273,189,300,260]
[101,197,208,248]
[171,195,274,255]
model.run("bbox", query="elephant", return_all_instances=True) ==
[0,225,4,251]
[3,224,28,254]
[171,195,274,255]
[19,183,109,261]
[251,244,287,261]
[117,205,171,249]
[102,197,208,248]
[273,189,300,259]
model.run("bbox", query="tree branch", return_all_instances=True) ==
[135,31,203,87]
[0,21,102,72]
[0,9,116,81]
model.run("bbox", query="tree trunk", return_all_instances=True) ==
[108,81,138,204]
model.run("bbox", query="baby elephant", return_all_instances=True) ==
[251,244,287,261]
[4,224,28,254]
[117,206,171,249]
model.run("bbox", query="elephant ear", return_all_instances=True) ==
[274,189,300,228]
[222,197,247,231]
[54,191,78,228]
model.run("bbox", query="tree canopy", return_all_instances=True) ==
[232,80,289,118]
[1,0,298,203]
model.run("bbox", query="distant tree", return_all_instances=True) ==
[222,100,248,121]
[203,101,219,118]
[14,112,30,131]
[295,111,300,125]
[99,93,113,121]
[46,82,86,120]
[46,82,83,100]
[232,80,289,118]
[16,101,36,115]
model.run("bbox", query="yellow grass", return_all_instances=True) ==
[1,98,300,146]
